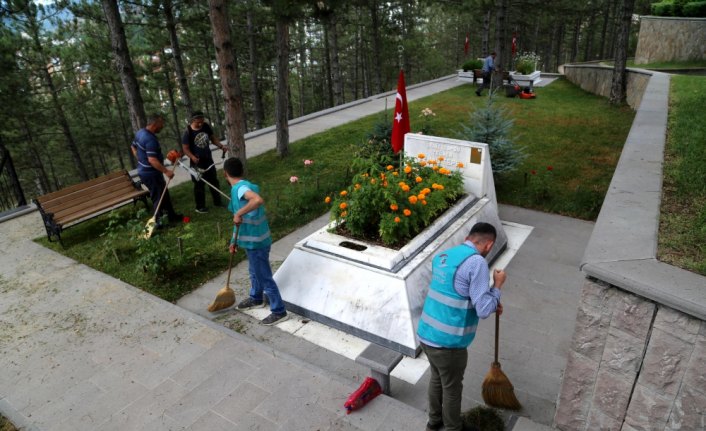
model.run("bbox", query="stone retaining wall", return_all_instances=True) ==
[563,64,650,109]
[554,280,706,430]
[554,69,706,429]
[635,16,706,64]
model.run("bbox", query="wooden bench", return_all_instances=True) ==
[34,170,149,245]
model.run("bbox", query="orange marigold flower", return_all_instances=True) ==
[401,185,410,192]
[403,209,412,216]
[392,171,399,176]
[409,195,418,204]
[394,217,401,223]
[370,178,377,184]
[420,161,427,167]
[437,184,445,190]
[340,190,348,196]
[383,181,388,187]
[415,176,423,183]
[341,211,347,217]
[386,165,394,171]
[324,196,331,204]
[438,156,445,161]
[390,204,399,211]
[404,165,412,174]
[422,188,431,194]
[339,202,347,210]
[457,162,464,168]
[433,166,439,171]
[422,200,427,205]
[398,181,406,187]
[428,160,437,165]
[439,168,450,175]
[418,153,426,159]
[432,183,441,190]
[354,183,361,190]
[417,194,425,201]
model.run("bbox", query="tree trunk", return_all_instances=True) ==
[494,0,506,68]
[0,137,27,207]
[369,0,383,94]
[208,0,247,163]
[246,10,264,129]
[163,0,193,117]
[482,9,491,56]
[570,17,580,63]
[275,17,290,157]
[323,23,333,107]
[102,0,146,133]
[327,12,344,106]
[110,80,136,168]
[297,20,307,116]
[161,56,182,148]
[202,34,225,138]
[610,0,636,105]
[554,23,564,72]
[583,11,596,61]
[599,0,611,59]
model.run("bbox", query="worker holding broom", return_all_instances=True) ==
[417,222,507,431]
[223,157,288,326]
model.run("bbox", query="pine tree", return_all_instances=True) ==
[458,94,526,175]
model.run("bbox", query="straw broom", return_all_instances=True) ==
[207,225,238,312]
[482,311,521,410]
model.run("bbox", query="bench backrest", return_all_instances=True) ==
[35,171,141,219]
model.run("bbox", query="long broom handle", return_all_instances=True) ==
[494,310,500,363]
[226,224,239,287]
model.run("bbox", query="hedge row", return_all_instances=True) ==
[651,0,706,17]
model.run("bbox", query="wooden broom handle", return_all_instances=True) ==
[494,310,500,363]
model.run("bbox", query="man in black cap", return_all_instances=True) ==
[181,111,228,213]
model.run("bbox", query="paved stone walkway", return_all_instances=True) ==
[0,75,574,430]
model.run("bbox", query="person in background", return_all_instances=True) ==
[181,111,228,213]
[417,222,505,431]
[475,52,497,96]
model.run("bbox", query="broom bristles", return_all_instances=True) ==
[207,286,235,312]
[482,362,521,411]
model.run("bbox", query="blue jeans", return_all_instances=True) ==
[246,246,285,314]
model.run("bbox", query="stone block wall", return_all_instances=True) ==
[635,17,706,64]
[563,65,650,109]
[554,280,706,430]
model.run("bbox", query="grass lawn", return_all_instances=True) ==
[36,78,635,301]
[658,75,706,275]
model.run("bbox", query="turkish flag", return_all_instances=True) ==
[464,33,470,55]
[391,70,410,154]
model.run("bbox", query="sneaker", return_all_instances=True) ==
[425,422,443,431]
[261,312,288,326]
[237,297,265,310]
[195,207,208,214]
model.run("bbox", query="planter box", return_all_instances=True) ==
[510,70,541,89]
[274,135,507,357]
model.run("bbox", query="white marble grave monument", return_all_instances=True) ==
[274,134,507,356]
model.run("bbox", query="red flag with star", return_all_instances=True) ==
[391,69,410,154]
[464,33,470,56]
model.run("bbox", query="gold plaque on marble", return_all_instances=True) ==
[471,148,482,164]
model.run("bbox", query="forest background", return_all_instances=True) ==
[0,0,656,210]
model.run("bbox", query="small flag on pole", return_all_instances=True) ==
[391,69,410,154]
[464,33,470,56]
[512,33,518,57]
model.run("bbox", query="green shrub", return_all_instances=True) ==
[651,1,673,15]
[462,59,483,71]
[328,155,464,246]
[513,52,541,75]
[683,0,706,15]
[457,95,526,175]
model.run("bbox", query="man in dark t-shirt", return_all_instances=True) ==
[181,111,228,213]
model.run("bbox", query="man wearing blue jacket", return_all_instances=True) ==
[417,222,506,431]
[475,52,497,96]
